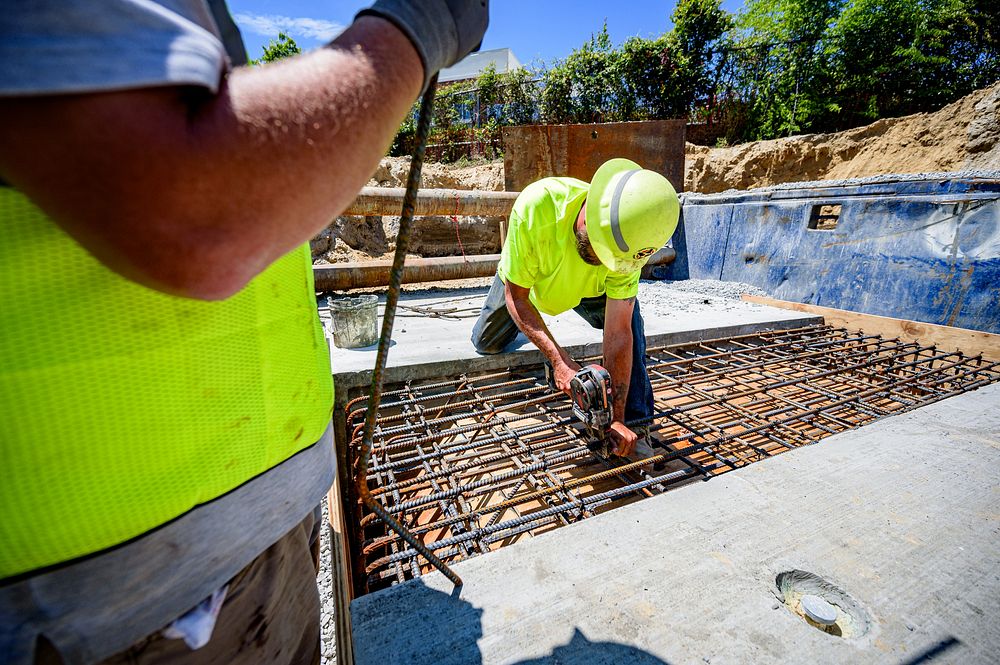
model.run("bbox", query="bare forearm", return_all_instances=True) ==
[603,297,636,423]
[604,330,632,422]
[504,288,570,367]
[0,16,421,299]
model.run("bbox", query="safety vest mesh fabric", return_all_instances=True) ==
[0,189,334,579]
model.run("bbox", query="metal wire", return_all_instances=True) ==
[350,323,999,592]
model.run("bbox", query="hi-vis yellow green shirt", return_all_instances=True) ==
[498,177,641,315]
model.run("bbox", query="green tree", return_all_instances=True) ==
[729,0,845,138]
[669,0,734,110]
[831,0,1000,126]
[252,32,301,64]
[540,21,624,123]
[540,6,732,125]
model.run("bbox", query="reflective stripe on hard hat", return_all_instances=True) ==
[608,169,640,253]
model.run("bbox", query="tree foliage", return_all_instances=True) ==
[724,0,1000,138]
[251,32,301,65]
[388,0,999,158]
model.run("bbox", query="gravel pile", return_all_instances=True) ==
[637,279,768,316]
[642,278,767,300]
[319,502,336,665]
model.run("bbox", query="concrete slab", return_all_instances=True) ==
[323,281,822,391]
[351,383,1000,665]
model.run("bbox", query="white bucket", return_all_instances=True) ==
[328,295,379,349]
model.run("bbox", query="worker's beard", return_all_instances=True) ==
[575,227,603,266]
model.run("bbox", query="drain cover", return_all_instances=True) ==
[775,570,871,639]
[801,594,838,625]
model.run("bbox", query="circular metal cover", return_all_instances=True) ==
[801,594,838,626]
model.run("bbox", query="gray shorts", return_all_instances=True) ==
[36,510,323,665]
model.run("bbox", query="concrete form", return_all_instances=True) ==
[351,382,1000,664]
[323,283,822,393]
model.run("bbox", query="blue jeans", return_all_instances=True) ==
[470,276,655,423]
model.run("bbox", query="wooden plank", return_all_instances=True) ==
[326,469,355,665]
[741,295,1000,360]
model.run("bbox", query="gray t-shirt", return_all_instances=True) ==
[0,4,334,664]
[0,0,246,95]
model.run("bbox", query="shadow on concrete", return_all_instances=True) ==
[512,627,671,665]
[899,636,961,665]
[354,582,670,665]
[503,332,532,352]
[338,338,396,352]
[353,580,483,665]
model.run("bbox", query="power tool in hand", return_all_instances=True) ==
[545,363,614,456]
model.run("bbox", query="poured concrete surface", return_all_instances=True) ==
[324,281,821,390]
[351,383,1000,665]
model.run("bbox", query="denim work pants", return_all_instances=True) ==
[471,276,655,423]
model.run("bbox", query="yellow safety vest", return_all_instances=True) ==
[0,188,334,579]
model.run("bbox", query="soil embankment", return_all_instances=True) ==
[685,83,1000,193]
[314,83,1000,262]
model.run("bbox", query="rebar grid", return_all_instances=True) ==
[347,325,999,592]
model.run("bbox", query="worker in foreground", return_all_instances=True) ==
[0,1,487,663]
[471,159,680,458]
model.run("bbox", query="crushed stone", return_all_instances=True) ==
[638,279,768,316]
[319,502,336,665]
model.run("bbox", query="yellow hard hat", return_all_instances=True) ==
[586,158,680,274]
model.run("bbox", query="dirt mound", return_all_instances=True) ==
[368,157,504,191]
[685,82,1000,193]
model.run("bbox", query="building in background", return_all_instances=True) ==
[439,47,522,84]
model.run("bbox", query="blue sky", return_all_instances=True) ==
[229,0,746,66]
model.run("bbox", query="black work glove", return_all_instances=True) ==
[356,0,489,92]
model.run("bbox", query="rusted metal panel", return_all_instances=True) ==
[502,120,686,192]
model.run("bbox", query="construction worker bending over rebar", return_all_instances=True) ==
[471,159,680,460]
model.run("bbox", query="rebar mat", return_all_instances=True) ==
[346,324,999,592]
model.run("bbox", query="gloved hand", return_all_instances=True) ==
[357,0,489,92]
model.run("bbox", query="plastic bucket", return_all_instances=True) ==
[328,295,379,349]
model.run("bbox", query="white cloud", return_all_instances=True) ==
[234,12,345,42]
